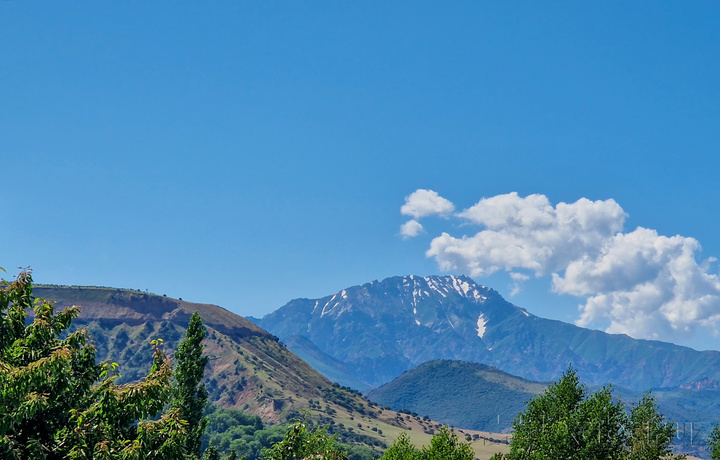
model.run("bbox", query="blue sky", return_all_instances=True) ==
[2,2,720,350]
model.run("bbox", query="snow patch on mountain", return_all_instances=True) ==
[412,288,426,307]
[476,314,487,338]
[321,294,340,317]
[423,275,489,303]
[452,276,473,296]
[425,277,448,297]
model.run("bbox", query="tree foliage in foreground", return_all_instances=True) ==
[379,432,418,460]
[0,269,211,459]
[173,311,210,459]
[260,417,347,460]
[709,423,720,460]
[202,406,379,460]
[502,366,684,460]
[264,422,475,460]
[380,426,474,460]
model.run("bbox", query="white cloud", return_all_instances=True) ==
[554,227,720,340]
[400,219,424,238]
[428,193,626,276]
[401,189,455,219]
[407,191,720,342]
[509,272,530,296]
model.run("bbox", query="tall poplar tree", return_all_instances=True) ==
[172,311,210,459]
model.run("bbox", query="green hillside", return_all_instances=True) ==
[367,359,547,432]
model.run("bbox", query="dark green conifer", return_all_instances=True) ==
[172,311,210,459]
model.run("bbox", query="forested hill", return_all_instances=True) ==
[366,358,720,437]
[368,360,546,432]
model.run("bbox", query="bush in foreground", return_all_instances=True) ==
[0,269,211,459]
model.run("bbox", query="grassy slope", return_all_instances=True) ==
[34,285,509,459]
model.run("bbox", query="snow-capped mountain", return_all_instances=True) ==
[254,275,720,391]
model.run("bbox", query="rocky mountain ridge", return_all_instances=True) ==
[255,274,720,391]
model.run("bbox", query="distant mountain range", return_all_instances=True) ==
[253,274,720,392]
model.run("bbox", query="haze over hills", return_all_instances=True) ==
[254,274,720,391]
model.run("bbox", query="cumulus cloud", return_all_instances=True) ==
[400,219,424,238]
[554,228,720,339]
[401,189,455,219]
[403,190,720,342]
[428,192,626,277]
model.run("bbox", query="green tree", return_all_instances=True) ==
[380,432,419,460]
[203,443,220,460]
[420,426,474,460]
[508,366,684,460]
[380,427,474,460]
[261,417,346,460]
[708,423,720,459]
[508,366,586,459]
[626,393,682,460]
[61,341,189,460]
[173,311,210,459]
[571,386,627,459]
[0,269,101,459]
[0,268,206,459]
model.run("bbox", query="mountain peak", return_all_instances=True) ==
[258,274,720,391]
[259,274,523,386]
[398,274,491,304]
